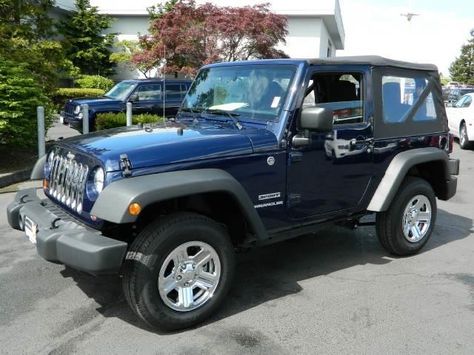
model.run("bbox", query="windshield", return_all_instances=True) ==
[182,64,297,121]
[105,81,137,100]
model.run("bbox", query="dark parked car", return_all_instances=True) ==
[8,56,459,331]
[60,79,192,131]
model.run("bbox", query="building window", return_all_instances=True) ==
[327,41,333,58]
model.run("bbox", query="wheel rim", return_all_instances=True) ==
[158,241,221,312]
[402,194,432,243]
[460,125,467,146]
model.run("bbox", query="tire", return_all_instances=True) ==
[459,122,472,149]
[376,177,437,256]
[122,212,235,331]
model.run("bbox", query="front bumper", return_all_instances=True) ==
[60,110,84,128]
[7,188,127,275]
[60,110,81,122]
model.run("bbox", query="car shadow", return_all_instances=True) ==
[60,208,472,333]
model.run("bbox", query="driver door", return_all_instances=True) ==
[287,68,374,220]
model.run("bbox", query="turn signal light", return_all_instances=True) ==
[128,202,142,216]
[42,179,49,190]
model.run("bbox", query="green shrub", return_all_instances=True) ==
[75,75,114,91]
[53,87,105,111]
[96,112,164,130]
[0,58,53,148]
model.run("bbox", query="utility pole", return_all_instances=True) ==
[162,46,166,119]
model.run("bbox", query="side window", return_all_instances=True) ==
[454,95,467,108]
[165,84,185,100]
[382,75,436,123]
[462,96,472,107]
[137,84,162,101]
[303,72,364,124]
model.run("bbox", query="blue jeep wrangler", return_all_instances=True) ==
[7,56,459,330]
[60,79,192,131]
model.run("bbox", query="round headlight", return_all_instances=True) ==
[44,150,55,179]
[47,150,55,165]
[74,105,81,114]
[93,167,105,194]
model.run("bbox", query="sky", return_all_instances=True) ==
[337,0,474,76]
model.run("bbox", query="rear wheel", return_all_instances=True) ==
[122,212,235,331]
[459,122,472,149]
[376,177,436,256]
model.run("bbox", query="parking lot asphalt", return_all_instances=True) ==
[0,147,473,355]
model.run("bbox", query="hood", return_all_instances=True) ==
[58,120,278,172]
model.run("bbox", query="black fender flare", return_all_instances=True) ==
[30,155,46,180]
[367,148,455,212]
[91,168,268,239]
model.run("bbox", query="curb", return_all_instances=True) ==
[0,168,32,189]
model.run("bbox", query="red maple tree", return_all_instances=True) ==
[133,1,288,76]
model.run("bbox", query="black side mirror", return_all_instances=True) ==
[292,107,334,147]
[129,93,139,102]
[300,107,333,131]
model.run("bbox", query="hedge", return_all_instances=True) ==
[96,112,164,130]
[0,58,53,147]
[75,75,114,91]
[53,88,105,110]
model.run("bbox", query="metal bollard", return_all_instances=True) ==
[126,102,133,126]
[82,104,89,134]
[37,106,45,157]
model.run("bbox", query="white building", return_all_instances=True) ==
[55,0,345,79]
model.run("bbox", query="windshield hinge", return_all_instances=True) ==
[119,154,132,177]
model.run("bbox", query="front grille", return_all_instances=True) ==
[48,153,89,213]
[65,102,75,115]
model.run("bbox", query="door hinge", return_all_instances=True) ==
[289,151,303,163]
[288,193,301,206]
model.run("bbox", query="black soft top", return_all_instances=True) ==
[308,55,438,71]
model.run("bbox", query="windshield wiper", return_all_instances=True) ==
[199,108,243,130]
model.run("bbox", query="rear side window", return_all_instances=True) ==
[137,84,162,100]
[166,83,187,100]
[374,68,445,139]
[382,75,436,123]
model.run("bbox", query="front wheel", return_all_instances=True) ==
[459,123,472,149]
[376,177,437,256]
[122,212,235,331]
